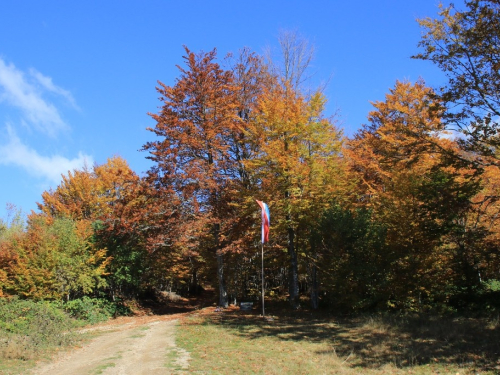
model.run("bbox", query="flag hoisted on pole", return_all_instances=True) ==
[256,200,270,244]
[256,200,270,317]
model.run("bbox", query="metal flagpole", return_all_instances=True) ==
[256,199,268,318]
[261,242,265,317]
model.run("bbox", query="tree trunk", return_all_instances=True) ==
[288,223,300,309]
[189,266,199,295]
[310,253,319,309]
[217,251,228,307]
[214,223,228,307]
[284,130,299,309]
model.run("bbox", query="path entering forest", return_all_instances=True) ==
[31,313,191,375]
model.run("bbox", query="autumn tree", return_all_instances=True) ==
[0,205,25,297]
[3,214,110,300]
[93,177,190,298]
[143,47,241,307]
[472,165,500,285]
[38,156,138,221]
[246,77,343,308]
[265,30,315,92]
[37,156,145,298]
[414,0,500,163]
[414,1,500,306]
[346,80,480,310]
[252,31,345,309]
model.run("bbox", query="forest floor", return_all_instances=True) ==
[24,293,500,375]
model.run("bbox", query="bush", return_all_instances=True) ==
[0,298,78,360]
[64,297,130,324]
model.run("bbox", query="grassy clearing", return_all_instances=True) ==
[177,308,500,374]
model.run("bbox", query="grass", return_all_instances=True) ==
[91,361,117,375]
[129,326,149,338]
[165,346,189,372]
[2,292,499,374]
[176,307,500,374]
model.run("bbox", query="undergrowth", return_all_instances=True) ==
[0,298,79,363]
[0,296,130,374]
[63,296,130,324]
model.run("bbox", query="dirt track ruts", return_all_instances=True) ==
[31,315,190,375]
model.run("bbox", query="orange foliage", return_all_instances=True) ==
[38,156,138,221]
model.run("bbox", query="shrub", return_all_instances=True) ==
[64,297,131,324]
[0,298,78,360]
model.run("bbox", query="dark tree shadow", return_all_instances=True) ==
[138,289,217,315]
[207,308,500,372]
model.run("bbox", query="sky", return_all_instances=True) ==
[0,0,462,219]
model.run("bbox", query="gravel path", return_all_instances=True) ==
[31,317,190,375]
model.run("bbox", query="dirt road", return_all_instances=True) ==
[31,315,190,375]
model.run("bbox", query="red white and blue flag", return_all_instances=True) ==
[256,200,270,244]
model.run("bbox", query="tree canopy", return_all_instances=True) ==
[2,17,500,315]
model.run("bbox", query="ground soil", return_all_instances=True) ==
[30,293,212,375]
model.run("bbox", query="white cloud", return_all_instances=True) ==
[29,68,79,110]
[0,58,74,136]
[0,59,91,187]
[0,125,93,185]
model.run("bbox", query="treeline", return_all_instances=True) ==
[1,0,499,313]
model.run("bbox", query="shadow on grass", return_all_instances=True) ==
[209,307,500,372]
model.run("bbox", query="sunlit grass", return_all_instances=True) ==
[177,309,500,374]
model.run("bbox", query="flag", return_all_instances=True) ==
[256,200,270,244]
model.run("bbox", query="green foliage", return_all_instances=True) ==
[447,279,500,313]
[48,218,108,299]
[0,297,78,361]
[4,216,109,300]
[312,205,387,311]
[92,220,148,299]
[483,279,500,292]
[63,296,129,324]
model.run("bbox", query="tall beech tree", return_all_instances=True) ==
[143,47,240,307]
[247,79,343,308]
[414,0,500,163]
[223,48,271,250]
[414,2,500,299]
[346,80,480,309]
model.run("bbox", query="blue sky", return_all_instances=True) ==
[0,1,460,218]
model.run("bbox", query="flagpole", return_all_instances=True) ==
[261,242,265,317]
[256,199,269,318]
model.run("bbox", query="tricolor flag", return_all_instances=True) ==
[256,200,270,244]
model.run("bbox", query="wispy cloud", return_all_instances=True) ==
[29,68,79,110]
[0,59,92,187]
[0,58,74,136]
[0,125,92,185]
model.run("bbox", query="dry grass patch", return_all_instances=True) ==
[177,308,500,374]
